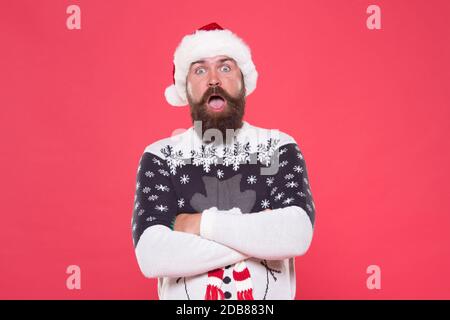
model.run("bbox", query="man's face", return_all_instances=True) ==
[186,55,246,140]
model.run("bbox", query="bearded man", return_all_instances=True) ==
[131,23,316,300]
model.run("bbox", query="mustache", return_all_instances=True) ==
[199,86,240,107]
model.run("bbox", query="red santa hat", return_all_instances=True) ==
[164,22,258,107]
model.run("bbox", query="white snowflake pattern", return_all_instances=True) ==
[297,152,304,160]
[279,160,288,168]
[247,175,257,184]
[161,145,186,175]
[134,202,140,210]
[191,144,218,173]
[135,181,140,190]
[137,209,145,216]
[217,169,224,179]
[266,177,274,186]
[223,141,251,171]
[155,204,168,212]
[155,184,170,192]
[286,181,299,188]
[297,191,306,197]
[146,216,156,222]
[293,166,303,173]
[270,186,278,196]
[283,197,294,205]
[177,198,185,208]
[180,174,190,184]
[274,192,285,201]
[257,138,280,166]
[145,171,155,178]
[306,204,313,212]
[142,186,151,194]
[303,177,309,185]
[284,173,294,180]
[158,169,170,177]
[152,158,163,166]
[148,194,159,201]
[279,147,288,155]
[261,199,270,209]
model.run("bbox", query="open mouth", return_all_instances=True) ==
[207,94,226,112]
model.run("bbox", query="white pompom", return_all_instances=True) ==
[164,84,187,107]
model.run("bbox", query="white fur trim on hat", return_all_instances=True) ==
[165,28,258,107]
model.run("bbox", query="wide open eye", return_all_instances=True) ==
[220,65,231,72]
[195,67,206,75]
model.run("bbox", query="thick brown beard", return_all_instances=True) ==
[187,76,246,143]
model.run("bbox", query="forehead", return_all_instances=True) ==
[190,55,237,67]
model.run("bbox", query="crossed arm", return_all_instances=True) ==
[134,142,315,279]
[174,206,314,261]
[135,223,251,278]
[135,206,312,279]
[172,142,316,260]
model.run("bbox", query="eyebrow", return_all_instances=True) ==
[190,58,236,68]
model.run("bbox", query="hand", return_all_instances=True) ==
[173,213,202,235]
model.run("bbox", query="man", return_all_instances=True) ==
[131,23,316,300]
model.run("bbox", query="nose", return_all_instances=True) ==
[208,79,220,87]
[208,69,221,88]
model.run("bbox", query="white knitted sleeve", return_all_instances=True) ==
[199,141,315,260]
[135,224,249,278]
[199,205,313,260]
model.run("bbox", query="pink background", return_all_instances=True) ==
[1,0,449,299]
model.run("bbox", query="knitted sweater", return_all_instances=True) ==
[131,121,316,300]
